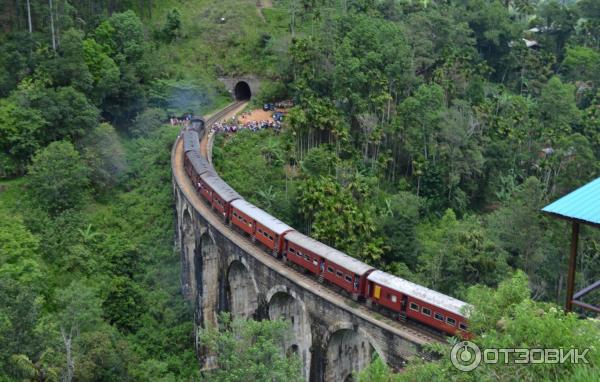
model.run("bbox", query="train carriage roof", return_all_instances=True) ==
[200,173,241,202]
[284,231,374,276]
[367,270,471,317]
[183,130,201,153]
[230,199,293,235]
[186,151,214,176]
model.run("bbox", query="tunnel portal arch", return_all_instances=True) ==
[234,81,251,101]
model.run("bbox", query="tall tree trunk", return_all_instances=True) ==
[60,327,74,382]
[26,0,32,33]
[15,0,21,31]
[49,0,56,50]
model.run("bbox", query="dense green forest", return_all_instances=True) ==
[0,0,297,380]
[212,0,600,379]
[1,0,599,380]
[214,0,600,304]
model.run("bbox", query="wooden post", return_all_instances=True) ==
[565,222,580,312]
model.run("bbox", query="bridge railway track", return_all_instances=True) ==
[172,101,446,349]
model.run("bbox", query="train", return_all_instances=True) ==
[181,127,471,337]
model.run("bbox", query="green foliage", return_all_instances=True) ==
[0,211,42,284]
[537,76,580,141]
[28,86,100,142]
[27,141,90,215]
[44,28,94,94]
[80,123,127,192]
[379,192,421,268]
[297,175,386,264]
[130,108,167,138]
[562,46,600,82]
[417,210,510,295]
[161,8,182,43]
[82,38,120,105]
[0,98,46,175]
[199,313,303,382]
[396,271,600,381]
[356,355,400,382]
[102,276,145,333]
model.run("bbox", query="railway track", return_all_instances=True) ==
[177,101,447,346]
[200,101,248,163]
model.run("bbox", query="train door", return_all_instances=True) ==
[401,295,408,313]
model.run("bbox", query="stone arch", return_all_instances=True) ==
[234,81,251,101]
[226,259,259,319]
[181,208,195,300]
[322,323,384,382]
[197,231,220,327]
[267,286,311,381]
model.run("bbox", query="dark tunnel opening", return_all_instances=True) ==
[234,81,251,101]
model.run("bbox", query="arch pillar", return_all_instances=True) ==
[267,286,312,381]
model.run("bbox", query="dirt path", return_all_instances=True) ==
[238,109,274,124]
[256,0,273,23]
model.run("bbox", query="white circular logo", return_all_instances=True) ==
[451,341,482,372]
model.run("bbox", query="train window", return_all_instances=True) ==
[447,317,456,326]
[232,212,237,218]
[345,275,352,283]
[390,295,397,303]
[336,271,343,278]
[313,260,318,266]
[258,228,263,233]
[459,323,468,331]
[421,307,431,316]
[289,247,295,253]
[305,255,311,261]
[269,235,273,241]
[327,267,334,273]
[434,313,445,321]
[409,302,419,311]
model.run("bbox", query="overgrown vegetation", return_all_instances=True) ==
[0,1,304,380]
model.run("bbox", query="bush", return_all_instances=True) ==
[26,141,89,215]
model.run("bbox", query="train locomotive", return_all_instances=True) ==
[181,127,471,337]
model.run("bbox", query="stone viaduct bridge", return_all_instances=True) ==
[171,81,442,381]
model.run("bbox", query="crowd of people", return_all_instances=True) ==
[169,114,192,127]
[211,116,282,134]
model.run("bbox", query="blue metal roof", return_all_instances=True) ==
[542,177,600,226]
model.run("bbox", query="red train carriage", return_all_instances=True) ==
[283,232,374,297]
[183,130,201,153]
[198,173,241,221]
[229,199,293,255]
[184,151,214,191]
[367,270,470,336]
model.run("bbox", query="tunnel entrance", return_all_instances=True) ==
[234,81,251,101]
